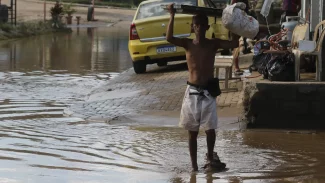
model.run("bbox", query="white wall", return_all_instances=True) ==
[310,0,320,31]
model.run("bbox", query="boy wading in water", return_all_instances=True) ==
[166,3,240,172]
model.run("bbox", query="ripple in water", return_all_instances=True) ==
[0,74,325,181]
[1,97,325,183]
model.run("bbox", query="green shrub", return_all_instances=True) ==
[0,21,71,41]
[0,23,14,32]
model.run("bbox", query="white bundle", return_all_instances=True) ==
[222,3,259,39]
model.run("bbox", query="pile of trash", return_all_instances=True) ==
[249,28,296,82]
[251,51,295,81]
[222,2,296,82]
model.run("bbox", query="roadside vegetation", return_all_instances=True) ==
[0,21,71,41]
[0,2,71,41]
[45,0,146,8]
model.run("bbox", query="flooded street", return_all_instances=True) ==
[0,27,325,183]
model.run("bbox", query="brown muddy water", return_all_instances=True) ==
[0,27,325,183]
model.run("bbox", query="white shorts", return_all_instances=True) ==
[179,85,218,131]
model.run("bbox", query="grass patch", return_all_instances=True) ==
[0,20,72,41]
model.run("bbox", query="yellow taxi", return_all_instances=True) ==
[128,0,230,74]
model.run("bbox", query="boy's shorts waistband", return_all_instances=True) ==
[187,81,208,90]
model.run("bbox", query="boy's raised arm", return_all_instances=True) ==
[166,3,188,48]
[213,33,240,50]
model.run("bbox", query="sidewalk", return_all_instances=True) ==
[64,59,247,129]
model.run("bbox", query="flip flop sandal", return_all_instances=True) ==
[204,153,226,169]
[234,70,244,75]
[203,159,226,171]
[205,152,221,161]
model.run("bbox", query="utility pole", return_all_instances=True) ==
[14,0,16,25]
[44,0,46,21]
[92,0,95,21]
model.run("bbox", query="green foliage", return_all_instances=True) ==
[49,1,78,28]
[63,3,77,16]
[0,21,71,40]
[50,1,65,28]
[50,1,64,18]
[0,23,14,32]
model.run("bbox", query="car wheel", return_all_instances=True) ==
[133,61,146,74]
[157,61,167,67]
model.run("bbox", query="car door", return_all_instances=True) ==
[207,0,229,40]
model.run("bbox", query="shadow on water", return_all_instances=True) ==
[0,27,132,74]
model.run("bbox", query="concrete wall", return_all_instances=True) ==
[310,0,320,32]
[300,0,325,39]
[242,80,325,129]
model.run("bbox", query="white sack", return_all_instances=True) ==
[222,3,259,39]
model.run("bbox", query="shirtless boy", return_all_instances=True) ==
[166,3,240,172]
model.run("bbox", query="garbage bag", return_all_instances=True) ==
[266,52,295,81]
[222,3,259,39]
[249,52,272,75]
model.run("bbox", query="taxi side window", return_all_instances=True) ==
[204,0,216,8]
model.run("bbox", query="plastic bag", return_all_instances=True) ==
[207,78,221,97]
[249,52,272,74]
[222,3,259,39]
[235,2,247,10]
[266,52,295,81]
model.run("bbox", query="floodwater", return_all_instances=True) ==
[0,27,325,183]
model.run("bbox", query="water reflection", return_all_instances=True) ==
[0,27,132,74]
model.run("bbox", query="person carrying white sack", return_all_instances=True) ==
[222,1,259,75]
